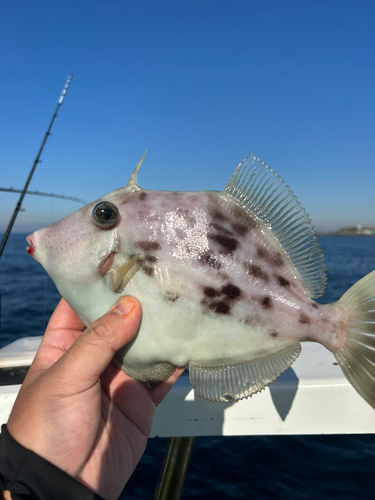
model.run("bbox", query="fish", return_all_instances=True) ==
[26,152,375,407]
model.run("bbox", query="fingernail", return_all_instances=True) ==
[112,296,136,317]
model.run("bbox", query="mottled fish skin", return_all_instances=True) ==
[27,185,344,375]
[26,155,375,408]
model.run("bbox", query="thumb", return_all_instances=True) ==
[54,296,141,389]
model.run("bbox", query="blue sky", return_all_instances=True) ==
[0,0,374,234]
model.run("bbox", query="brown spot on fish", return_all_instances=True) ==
[200,253,222,270]
[143,265,154,277]
[245,263,269,282]
[203,286,220,298]
[210,209,227,222]
[165,291,180,302]
[261,296,272,309]
[208,222,232,235]
[244,316,257,326]
[209,301,230,315]
[231,204,250,221]
[257,247,270,262]
[277,275,290,287]
[209,234,238,252]
[221,283,241,299]
[312,303,319,309]
[257,246,283,267]
[299,313,311,324]
[232,223,248,236]
[139,192,147,200]
[144,254,157,263]
[137,241,161,251]
[272,252,284,267]
[270,332,278,338]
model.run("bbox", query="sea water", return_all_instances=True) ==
[0,234,374,499]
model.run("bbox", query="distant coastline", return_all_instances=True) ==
[317,225,375,237]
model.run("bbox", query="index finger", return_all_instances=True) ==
[29,300,86,373]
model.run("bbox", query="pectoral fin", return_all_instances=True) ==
[110,253,141,292]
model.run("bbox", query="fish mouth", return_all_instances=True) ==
[99,251,116,276]
[26,235,35,257]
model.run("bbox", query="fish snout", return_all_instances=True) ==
[26,233,36,258]
[26,229,47,264]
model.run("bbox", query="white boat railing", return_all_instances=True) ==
[0,337,374,436]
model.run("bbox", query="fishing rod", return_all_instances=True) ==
[0,74,73,259]
[0,187,86,206]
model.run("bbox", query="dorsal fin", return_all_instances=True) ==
[224,154,326,298]
[126,150,147,190]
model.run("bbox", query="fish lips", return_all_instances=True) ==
[26,234,36,258]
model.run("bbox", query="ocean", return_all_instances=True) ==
[0,234,374,499]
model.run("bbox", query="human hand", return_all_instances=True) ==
[6,297,184,500]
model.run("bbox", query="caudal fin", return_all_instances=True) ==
[336,270,375,409]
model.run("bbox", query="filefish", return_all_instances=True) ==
[26,153,375,407]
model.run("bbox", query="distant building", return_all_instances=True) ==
[316,226,375,236]
[356,224,375,235]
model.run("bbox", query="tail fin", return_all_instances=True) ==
[335,270,375,409]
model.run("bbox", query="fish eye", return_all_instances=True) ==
[91,201,120,229]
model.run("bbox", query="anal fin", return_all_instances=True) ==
[189,343,301,403]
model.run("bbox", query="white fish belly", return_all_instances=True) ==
[115,263,307,374]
